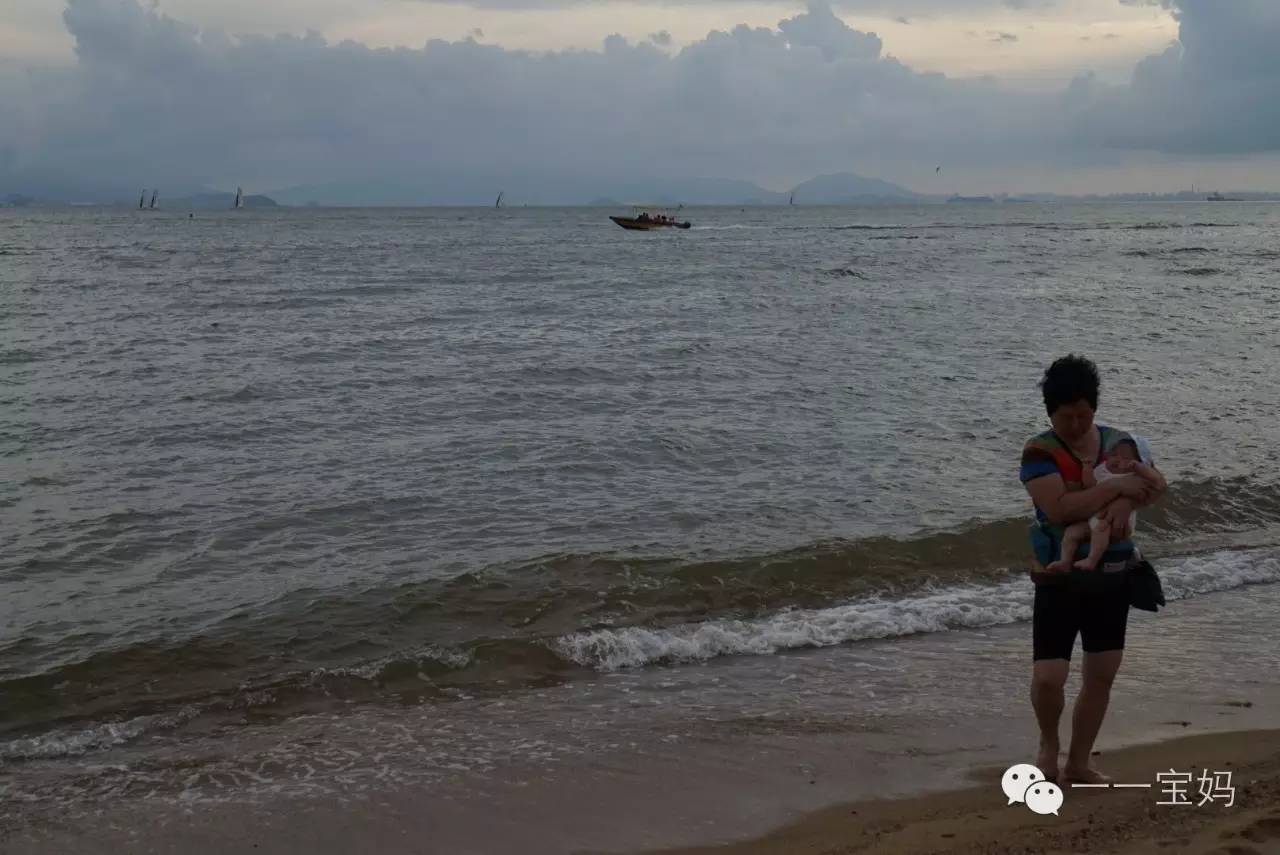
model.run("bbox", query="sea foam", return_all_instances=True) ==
[551,547,1280,671]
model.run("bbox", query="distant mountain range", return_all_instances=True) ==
[262,172,924,207]
[601,173,922,205]
[2,191,279,209]
[787,172,920,204]
[170,193,279,209]
[7,173,1280,208]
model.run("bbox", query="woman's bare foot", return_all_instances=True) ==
[1062,765,1112,785]
[1044,558,1071,573]
[1037,745,1060,783]
[1072,557,1100,571]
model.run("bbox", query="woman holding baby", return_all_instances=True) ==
[1018,354,1167,784]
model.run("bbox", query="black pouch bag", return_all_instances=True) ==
[1128,558,1166,612]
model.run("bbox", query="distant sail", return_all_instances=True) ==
[149,190,158,209]
[789,192,794,205]
[495,192,504,208]
[139,191,146,210]
[233,187,243,209]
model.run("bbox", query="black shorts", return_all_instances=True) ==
[1032,579,1130,661]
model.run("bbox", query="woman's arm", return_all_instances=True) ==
[1134,462,1166,499]
[1024,472,1147,526]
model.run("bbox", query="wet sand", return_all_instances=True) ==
[7,730,1278,855]
[651,729,1280,855]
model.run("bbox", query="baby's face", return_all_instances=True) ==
[1104,444,1139,473]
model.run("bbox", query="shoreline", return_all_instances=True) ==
[3,582,1278,855]
[648,729,1280,855]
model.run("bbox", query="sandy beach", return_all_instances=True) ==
[6,730,1278,855]
[652,729,1280,855]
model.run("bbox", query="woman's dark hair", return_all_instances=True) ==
[1039,354,1099,415]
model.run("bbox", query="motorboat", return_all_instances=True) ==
[609,208,690,230]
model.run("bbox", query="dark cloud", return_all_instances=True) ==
[894,16,911,25]
[1,0,1277,202]
[1069,0,1280,154]
[989,31,1018,43]
[0,0,1047,202]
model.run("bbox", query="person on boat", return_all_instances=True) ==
[638,212,650,222]
[1019,355,1166,785]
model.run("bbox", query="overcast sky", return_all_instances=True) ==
[2,0,1279,202]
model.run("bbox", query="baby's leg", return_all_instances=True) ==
[1073,515,1111,571]
[1047,521,1090,572]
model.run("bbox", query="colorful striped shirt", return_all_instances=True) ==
[1019,424,1136,532]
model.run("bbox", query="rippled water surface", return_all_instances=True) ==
[4,203,1280,745]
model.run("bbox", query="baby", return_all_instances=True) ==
[1047,439,1159,572]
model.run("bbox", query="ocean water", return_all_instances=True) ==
[3,202,1280,816]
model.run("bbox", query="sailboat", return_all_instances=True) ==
[233,187,244,209]
[149,190,158,210]
[138,190,146,210]
[789,192,794,206]
[495,191,504,208]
